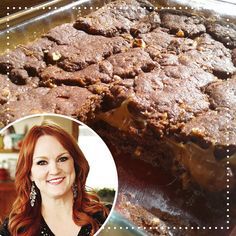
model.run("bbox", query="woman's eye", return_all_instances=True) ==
[58,156,68,162]
[37,160,47,166]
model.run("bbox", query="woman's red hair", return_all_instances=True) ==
[8,121,108,236]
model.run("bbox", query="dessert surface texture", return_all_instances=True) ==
[0,0,235,234]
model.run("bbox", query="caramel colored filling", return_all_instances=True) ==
[99,100,235,191]
[98,99,138,131]
[168,140,234,191]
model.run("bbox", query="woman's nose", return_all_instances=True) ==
[49,162,60,174]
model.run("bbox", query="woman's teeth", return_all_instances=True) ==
[48,178,64,184]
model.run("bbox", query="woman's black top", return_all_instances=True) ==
[0,212,105,236]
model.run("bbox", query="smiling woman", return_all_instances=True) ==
[31,134,77,202]
[0,116,114,236]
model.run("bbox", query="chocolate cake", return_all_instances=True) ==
[0,81,102,124]
[0,0,235,234]
[159,9,206,38]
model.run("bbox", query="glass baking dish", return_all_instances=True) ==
[0,0,235,235]
[0,0,235,53]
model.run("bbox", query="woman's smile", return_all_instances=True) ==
[47,177,65,185]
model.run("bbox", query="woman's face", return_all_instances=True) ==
[30,135,76,200]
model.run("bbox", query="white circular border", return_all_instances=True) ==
[0,113,119,236]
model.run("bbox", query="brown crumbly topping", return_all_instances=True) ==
[206,20,236,49]
[74,0,154,37]
[159,9,206,38]
[0,0,235,194]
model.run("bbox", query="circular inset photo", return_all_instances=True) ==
[0,114,118,236]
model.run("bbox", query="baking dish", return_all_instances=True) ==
[0,0,235,53]
[0,0,235,235]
